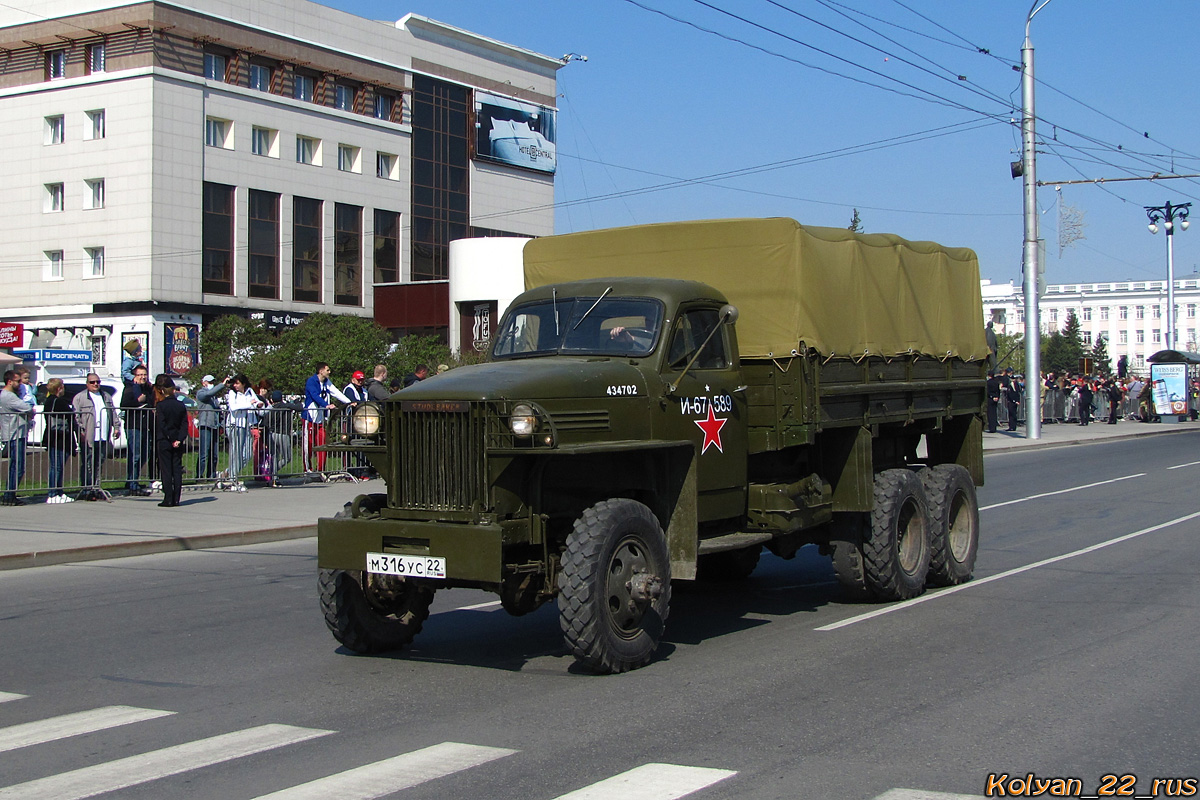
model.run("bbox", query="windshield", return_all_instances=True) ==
[493,297,664,359]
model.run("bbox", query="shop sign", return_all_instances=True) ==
[0,321,23,347]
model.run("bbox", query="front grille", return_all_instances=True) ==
[395,401,487,512]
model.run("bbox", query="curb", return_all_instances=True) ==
[0,523,316,571]
[985,423,1197,454]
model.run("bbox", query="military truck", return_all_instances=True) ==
[317,218,987,673]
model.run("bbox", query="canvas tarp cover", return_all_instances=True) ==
[523,217,988,361]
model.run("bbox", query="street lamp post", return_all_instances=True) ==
[1146,201,1191,352]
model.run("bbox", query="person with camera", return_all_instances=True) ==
[195,374,229,481]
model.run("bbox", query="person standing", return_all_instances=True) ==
[1,370,32,505]
[153,374,188,507]
[72,372,121,500]
[41,378,76,503]
[1078,379,1094,425]
[985,371,1001,433]
[365,365,390,402]
[302,363,352,473]
[343,371,368,404]
[403,364,429,387]
[121,365,156,495]
[1106,380,1123,424]
[195,374,228,480]
[1003,369,1022,431]
[225,374,262,491]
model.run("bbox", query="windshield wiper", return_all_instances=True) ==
[571,287,612,331]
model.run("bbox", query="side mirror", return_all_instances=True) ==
[720,304,739,325]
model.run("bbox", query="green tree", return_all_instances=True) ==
[189,315,282,386]
[994,332,1025,374]
[1091,333,1111,376]
[273,312,392,393]
[1042,310,1086,374]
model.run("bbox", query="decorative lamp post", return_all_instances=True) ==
[1146,201,1191,351]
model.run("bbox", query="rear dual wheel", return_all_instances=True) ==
[862,468,932,601]
[920,464,979,586]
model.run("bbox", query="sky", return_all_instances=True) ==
[329,2,1189,286]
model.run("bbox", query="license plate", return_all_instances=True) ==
[365,552,446,579]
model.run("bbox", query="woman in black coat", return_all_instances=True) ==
[41,377,76,502]
[153,375,189,507]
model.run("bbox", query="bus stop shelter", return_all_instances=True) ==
[1147,350,1200,420]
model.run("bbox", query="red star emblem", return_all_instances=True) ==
[694,403,727,454]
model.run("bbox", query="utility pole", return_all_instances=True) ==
[1145,201,1191,351]
[1020,0,1054,440]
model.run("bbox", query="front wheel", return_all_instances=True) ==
[558,499,671,673]
[319,568,435,654]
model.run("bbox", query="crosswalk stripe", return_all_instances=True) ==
[874,790,983,800]
[549,763,737,800]
[0,723,332,800]
[0,692,26,704]
[248,741,517,799]
[0,706,175,753]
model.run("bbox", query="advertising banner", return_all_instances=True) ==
[0,321,24,347]
[164,323,199,376]
[459,300,498,355]
[122,332,149,375]
[474,91,556,174]
[1150,363,1188,415]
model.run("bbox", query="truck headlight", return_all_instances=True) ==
[509,403,538,436]
[352,403,382,435]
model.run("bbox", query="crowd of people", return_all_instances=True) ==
[1,357,438,506]
[985,367,1192,433]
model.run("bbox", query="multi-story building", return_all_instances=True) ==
[982,276,1200,374]
[0,0,561,377]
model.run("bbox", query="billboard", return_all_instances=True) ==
[475,91,556,174]
[164,323,199,376]
[1150,363,1188,415]
[0,321,23,347]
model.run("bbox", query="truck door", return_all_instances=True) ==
[658,305,747,521]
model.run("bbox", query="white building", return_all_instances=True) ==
[0,0,561,378]
[982,276,1200,373]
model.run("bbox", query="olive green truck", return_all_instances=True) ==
[317,217,988,673]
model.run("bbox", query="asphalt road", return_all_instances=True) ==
[3,432,1200,800]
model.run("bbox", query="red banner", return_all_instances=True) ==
[0,322,23,347]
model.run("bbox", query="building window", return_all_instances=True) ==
[1189,304,1196,318]
[85,246,105,278]
[204,53,227,82]
[334,203,362,306]
[44,250,64,281]
[410,76,470,282]
[1082,307,1092,321]
[45,115,64,145]
[376,152,398,180]
[1136,306,1144,320]
[85,109,105,140]
[249,63,272,92]
[1152,329,1161,344]
[335,84,355,111]
[294,73,315,102]
[46,50,66,80]
[248,190,280,300]
[373,93,394,121]
[85,179,105,209]
[45,183,64,213]
[90,335,106,363]
[373,209,400,284]
[1049,309,1058,324]
[205,117,232,149]
[296,135,320,165]
[1136,331,1144,344]
[1119,306,1128,320]
[293,197,322,302]
[337,144,360,173]
[1152,305,1161,319]
[202,182,235,295]
[252,126,278,158]
[1100,307,1109,321]
[1119,331,1128,345]
[87,42,105,74]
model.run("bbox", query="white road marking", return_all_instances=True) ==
[549,763,737,800]
[453,599,503,611]
[1167,460,1200,470]
[979,473,1145,511]
[249,741,516,799]
[817,509,1200,631]
[874,790,983,800]
[0,723,332,800]
[0,692,26,704]
[0,706,174,753]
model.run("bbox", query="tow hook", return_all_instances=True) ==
[627,572,664,603]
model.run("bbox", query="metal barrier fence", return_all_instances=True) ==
[1,406,366,503]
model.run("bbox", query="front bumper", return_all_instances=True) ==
[317,516,504,586]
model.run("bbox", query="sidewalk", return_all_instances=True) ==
[1,419,1196,571]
